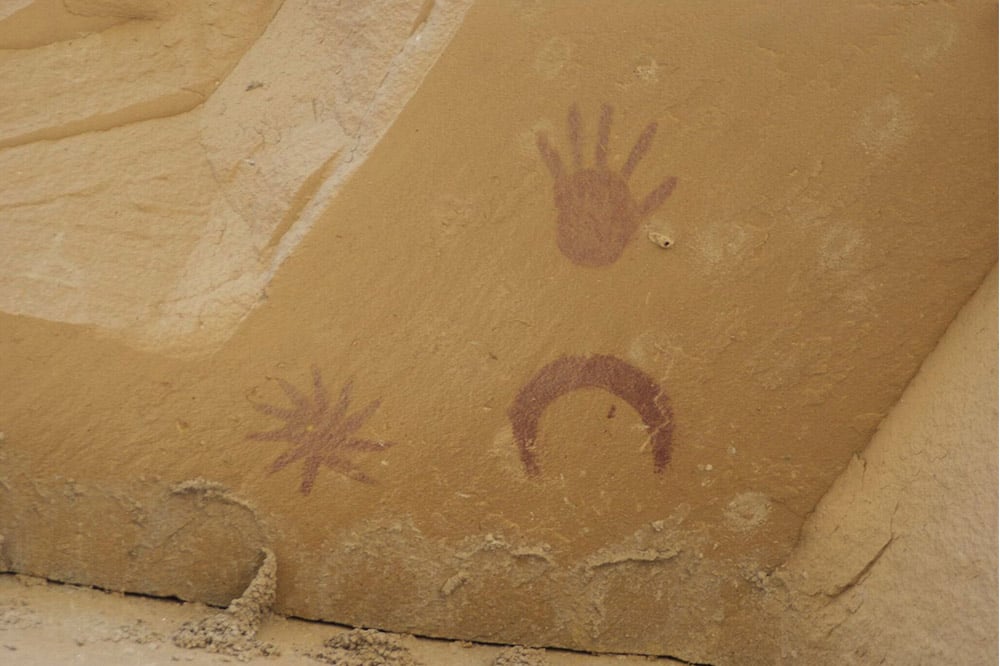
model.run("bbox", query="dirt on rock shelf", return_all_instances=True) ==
[0,573,687,665]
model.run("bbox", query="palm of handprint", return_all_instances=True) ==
[536,103,677,266]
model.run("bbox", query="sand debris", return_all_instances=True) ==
[104,620,163,645]
[0,600,40,630]
[309,628,421,666]
[171,548,278,661]
[494,645,549,666]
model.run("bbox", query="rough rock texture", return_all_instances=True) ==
[0,2,996,665]
[309,629,421,666]
[494,646,549,666]
[172,548,278,660]
[0,574,677,665]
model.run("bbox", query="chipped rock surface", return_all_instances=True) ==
[0,2,996,665]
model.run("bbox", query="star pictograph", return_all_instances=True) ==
[247,365,394,494]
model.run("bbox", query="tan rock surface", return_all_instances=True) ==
[0,1,996,664]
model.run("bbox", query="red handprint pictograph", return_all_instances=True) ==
[536,103,677,266]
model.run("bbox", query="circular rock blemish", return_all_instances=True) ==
[723,492,772,533]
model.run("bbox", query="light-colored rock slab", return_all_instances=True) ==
[769,267,998,665]
[0,0,472,355]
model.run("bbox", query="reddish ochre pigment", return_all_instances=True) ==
[247,366,394,494]
[507,354,674,475]
[536,103,677,266]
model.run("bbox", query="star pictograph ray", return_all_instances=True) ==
[247,365,394,494]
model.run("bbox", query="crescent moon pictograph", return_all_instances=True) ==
[507,354,674,476]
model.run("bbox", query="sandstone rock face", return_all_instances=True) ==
[0,2,996,664]
[0,0,471,355]
[770,268,998,666]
